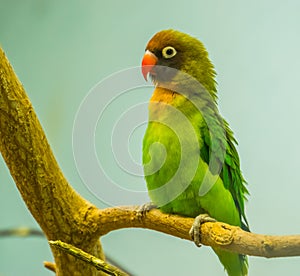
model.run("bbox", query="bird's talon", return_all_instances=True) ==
[189,214,216,247]
[136,203,157,221]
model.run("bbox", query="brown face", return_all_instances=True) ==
[141,29,217,100]
[141,30,186,83]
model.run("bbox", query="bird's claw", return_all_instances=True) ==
[136,202,157,221]
[189,214,216,247]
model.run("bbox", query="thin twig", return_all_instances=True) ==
[44,261,56,273]
[49,240,129,276]
[0,227,44,238]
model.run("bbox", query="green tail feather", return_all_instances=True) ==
[214,248,248,276]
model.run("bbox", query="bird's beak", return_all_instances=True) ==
[141,50,158,81]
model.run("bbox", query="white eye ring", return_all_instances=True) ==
[162,46,177,59]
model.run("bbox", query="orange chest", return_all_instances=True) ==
[150,87,177,104]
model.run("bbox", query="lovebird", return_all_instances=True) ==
[141,29,249,276]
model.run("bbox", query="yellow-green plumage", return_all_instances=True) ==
[142,30,249,276]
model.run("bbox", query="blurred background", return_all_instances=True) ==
[1,0,300,275]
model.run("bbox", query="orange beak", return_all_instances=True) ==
[141,50,158,81]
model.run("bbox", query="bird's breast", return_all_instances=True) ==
[143,89,207,211]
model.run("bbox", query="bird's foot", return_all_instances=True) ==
[136,202,157,221]
[189,214,216,247]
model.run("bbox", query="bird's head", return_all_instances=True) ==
[142,29,217,98]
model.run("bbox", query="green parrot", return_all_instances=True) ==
[141,29,249,276]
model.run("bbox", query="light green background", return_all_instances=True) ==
[1,1,300,275]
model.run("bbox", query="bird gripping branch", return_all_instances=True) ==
[141,29,249,276]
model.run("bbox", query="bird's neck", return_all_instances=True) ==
[150,87,178,104]
[148,87,187,120]
[151,73,218,106]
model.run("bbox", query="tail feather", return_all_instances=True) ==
[213,248,248,276]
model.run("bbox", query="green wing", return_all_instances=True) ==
[222,120,249,230]
[199,107,249,230]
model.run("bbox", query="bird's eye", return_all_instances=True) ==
[162,46,177,59]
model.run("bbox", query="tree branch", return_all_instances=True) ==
[93,206,300,258]
[0,46,105,275]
